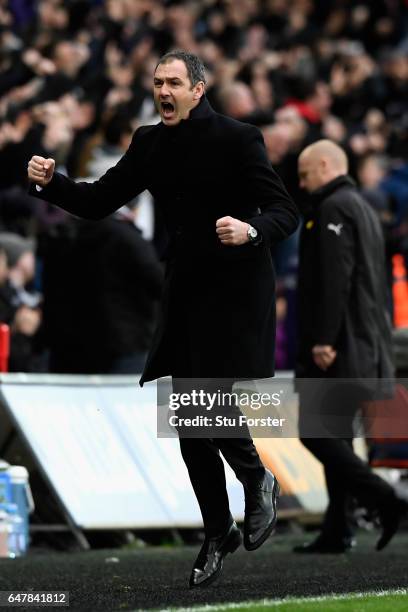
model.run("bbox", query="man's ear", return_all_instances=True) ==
[193,81,205,100]
[320,158,328,172]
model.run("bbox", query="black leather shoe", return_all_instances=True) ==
[293,535,356,554]
[377,498,408,551]
[244,469,279,551]
[189,521,242,588]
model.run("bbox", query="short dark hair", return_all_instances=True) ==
[155,50,206,87]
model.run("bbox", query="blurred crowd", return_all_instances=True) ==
[0,0,407,372]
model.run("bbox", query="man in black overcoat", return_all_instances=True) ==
[27,51,299,586]
[294,139,407,554]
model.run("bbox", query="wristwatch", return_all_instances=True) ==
[247,224,260,243]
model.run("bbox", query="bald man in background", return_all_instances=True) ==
[294,140,407,553]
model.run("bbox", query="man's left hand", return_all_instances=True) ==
[312,345,337,371]
[216,216,249,246]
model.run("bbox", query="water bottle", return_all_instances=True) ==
[0,470,11,505]
[8,466,33,552]
[4,503,25,558]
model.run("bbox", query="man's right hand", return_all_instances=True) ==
[27,156,55,186]
[312,345,337,371]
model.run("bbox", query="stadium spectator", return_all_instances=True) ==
[0,232,42,371]
[217,81,258,120]
[217,80,274,125]
[356,153,397,298]
[294,140,407,553]
[86,113,135,179]
[41,201,163,375]
[0,245,12,322]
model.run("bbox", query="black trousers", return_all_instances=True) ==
[168,301,267,537]
[299,382,395,542]
[173,378,266,537]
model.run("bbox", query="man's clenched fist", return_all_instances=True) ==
[27,156,55,187]
[216,216,250,246]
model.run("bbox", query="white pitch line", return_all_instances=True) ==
[147,588,408,612]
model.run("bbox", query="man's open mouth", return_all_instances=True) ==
[161,102,175,118]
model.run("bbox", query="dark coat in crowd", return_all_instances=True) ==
[30,97,299,383]
[296,175,394,381]
[41,215,163,374]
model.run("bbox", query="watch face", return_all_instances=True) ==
[248,226,258,240]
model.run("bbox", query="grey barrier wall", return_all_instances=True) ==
[0,374,327,531]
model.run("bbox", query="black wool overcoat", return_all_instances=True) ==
[30,97,299,383]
